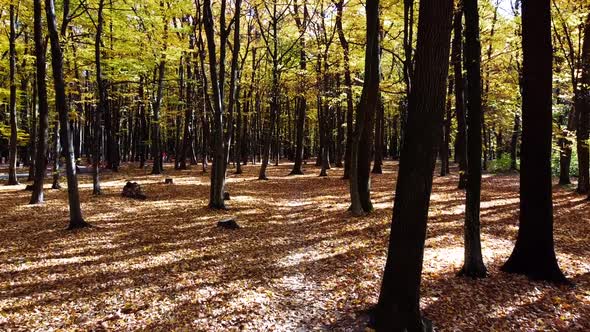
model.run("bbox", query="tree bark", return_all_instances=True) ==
[7,4,19,186]
[45,0,89,229]
[374,0,454,329]
[576,14,590,194]
[349,0,380,215]
[501,0,566,284]
[30,0,49,204]
[452,3,468,189]
[459,0,487,278]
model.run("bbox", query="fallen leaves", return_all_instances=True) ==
[0,162,588,331]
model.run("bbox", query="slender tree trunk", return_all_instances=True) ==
[45,0,89,229]
[372,97,384,174]
[510,113,520,170]
[290,1,308,176]
[203,0,226,208]
[576,14,590,194]
[335,0,354,180]
[459,0,487,278]
[452,3,468,189]
[349,0,380,215]
[440,76,453,176]
[30,0,50,204]
[501,0,566,284]
[374,0,454,329]
[7,4,19,186]
[93,0,106,195]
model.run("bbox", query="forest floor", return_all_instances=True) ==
[0,161,588,331]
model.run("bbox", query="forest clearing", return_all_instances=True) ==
[0,161,588,331]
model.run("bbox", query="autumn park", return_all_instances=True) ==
[0,0,589,330]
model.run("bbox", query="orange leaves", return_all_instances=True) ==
[0,162,588,330]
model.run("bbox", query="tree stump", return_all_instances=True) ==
[217,219,240,229]
[122,182,147,200]
[165,178,174,184]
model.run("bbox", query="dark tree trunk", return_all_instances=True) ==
[349,0,380,215]
[374,0,454,329]
[452,4,468,189]
[290,0,308,176]
[372,97,384,174]
[7,4,19,186]
[30,0,49,204]
[203,0,226,208]
[510,113,520,170]
[501,0,567,284]
[45,0,89,229]
[440,76,453,176]
[93,0,106,195]
[138,78,147,169]
[576,14,590,194]
[459,0,487,278]
[336,0,354,180]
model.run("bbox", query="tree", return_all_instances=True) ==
[151,2,168,175]
[93,0,107,195]
[7,3,19,186]
[459,0,486,278]
[349,0,380,215]
[501,0,566,284]
[203,0,227,209]
[374,0,454,329]
[452,2,467,189]
[335,0,354,180]
[29,0,50,205]
[289,0,308,176]
[576,14,590,195]
[45,0,89,229]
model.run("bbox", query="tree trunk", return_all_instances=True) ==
[7,4,19,186]
[290,1,308,176]
[374,0,454,329]
[336,0,354,180]
[30,0,49,204]
[203,0,226,208]
[452,4,468,189]
[501,0,566,284]
[372,97,384,174]
[93,0,106,195]
[45,0,89,229]
[576,14,590,194]
[440,76,453,176]
[349,0,379,215]
[510,113,520,170]
[459,0,487,278]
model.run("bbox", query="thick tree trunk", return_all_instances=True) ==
[45,0,89,229]
[374,0,454,329]
[30,0,49,205]
[501,0,566,284]
[459,0,487,278]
